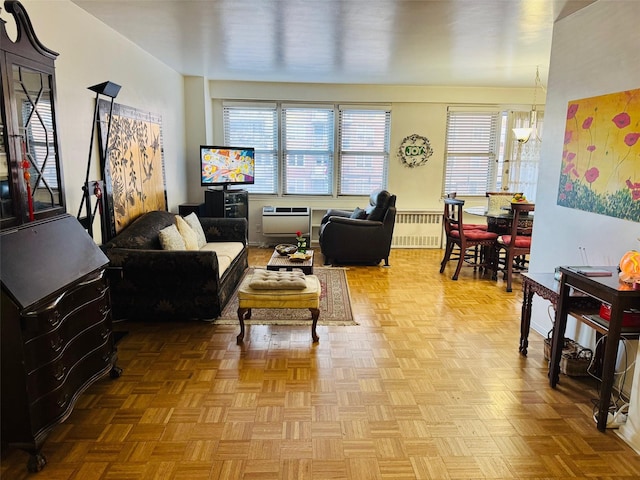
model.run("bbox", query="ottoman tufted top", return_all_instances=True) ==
[248,269,308,290]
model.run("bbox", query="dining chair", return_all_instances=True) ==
[440,197,499,280]
[494,202,535,292]
[485,191,521,233]
[486,191,519,214]
[446,192,487,231]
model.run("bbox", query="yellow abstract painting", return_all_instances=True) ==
[558,88,640,221]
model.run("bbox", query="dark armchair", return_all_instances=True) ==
[319,189,397,266]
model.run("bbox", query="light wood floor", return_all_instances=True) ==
[2,248,638,479]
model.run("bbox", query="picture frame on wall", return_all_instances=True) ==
[97,99,167,240]
[557,88,640,222]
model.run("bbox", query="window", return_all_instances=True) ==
[282,105,334,195]
[223,103,277,194]
[505,110,544,202]
[223,101,391,195]
[443,109,501,196]
[338,108,390,195]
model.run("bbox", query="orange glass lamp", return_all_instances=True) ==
[619,250,640,286]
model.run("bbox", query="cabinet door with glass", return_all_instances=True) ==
[1,1,65,230]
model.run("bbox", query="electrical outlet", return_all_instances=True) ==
[256,224,261,233]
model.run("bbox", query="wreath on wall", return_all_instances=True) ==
[398,134,433,168]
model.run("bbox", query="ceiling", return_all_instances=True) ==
[71,0,597,88]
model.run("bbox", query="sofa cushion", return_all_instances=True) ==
[200,241,245,275]
[159,224,186,250]
[350,207,367,219]
[175,215,199,250]
[184,212,207,248]
[365,190,391,222]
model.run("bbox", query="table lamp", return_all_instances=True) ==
[619,250,640,287]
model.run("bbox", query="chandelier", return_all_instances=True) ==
[513,67,544,143]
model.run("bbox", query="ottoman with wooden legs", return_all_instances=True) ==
[236,269,321,344]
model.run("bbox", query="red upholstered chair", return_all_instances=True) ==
[440,197,498,280]
[494,202,535,292]
[445,192,487,231]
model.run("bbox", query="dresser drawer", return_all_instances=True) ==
[21,271,108,341]
[28,340,113,435]
[22,294,110,373]
[26,322,112,401]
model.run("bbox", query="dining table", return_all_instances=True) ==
[464,205,534,234]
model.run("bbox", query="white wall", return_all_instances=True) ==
[182,80,542,244]
[528,1,640,339]
[527,0,640,431]
[5,0,187,243]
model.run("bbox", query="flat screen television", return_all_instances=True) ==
[200,145,255,189]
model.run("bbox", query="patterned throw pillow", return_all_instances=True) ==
[158,224,186,250]
[183,212,207,248]
[175,215,199,250]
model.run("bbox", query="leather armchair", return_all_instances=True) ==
[319,189,397,266]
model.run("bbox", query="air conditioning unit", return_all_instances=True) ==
[262,206,310,236]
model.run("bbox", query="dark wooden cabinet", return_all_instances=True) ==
[0,1,66,231]
[0,214,121,472]
[205,188,248,220]
[178,202,206,217]
[0,5,120,472]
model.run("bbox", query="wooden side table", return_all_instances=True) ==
[550,267,640,431]
[520,273,601,356]
[520,273,559,355]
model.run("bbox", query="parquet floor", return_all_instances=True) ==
[2,248,638,479]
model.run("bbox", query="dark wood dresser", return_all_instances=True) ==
[0,214,121,472]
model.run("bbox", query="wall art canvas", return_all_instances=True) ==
[98,99,167,239]
[557,88,640,222]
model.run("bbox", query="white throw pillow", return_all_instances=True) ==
[159,224,186,250]
[183,212,207,248]
[175,215,199,251]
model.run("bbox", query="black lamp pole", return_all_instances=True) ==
[77,81,121,238]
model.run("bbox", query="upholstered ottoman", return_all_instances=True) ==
[236,269,321,344]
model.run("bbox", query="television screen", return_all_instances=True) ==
[200,146,255,188]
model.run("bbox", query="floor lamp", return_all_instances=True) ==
[77,81,121,239]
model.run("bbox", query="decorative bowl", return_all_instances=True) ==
[275,244,298,256]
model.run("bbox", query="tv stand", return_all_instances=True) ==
[204,189,248,221]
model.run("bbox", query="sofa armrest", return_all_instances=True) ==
[199,217,248,244]
[325,216,383,228]
[321,209,352,225]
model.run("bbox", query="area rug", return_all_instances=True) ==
[215,267,357,326]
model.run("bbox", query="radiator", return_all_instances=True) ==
[262,206,311,236]
[392,210,442,248]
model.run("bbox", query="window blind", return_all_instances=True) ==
[223,104,278,194]
[444,110,500,196]
[281,106,334,195]
[338,108,390,195]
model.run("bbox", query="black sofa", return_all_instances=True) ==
[319,189,397,266]
[102,210,248,321]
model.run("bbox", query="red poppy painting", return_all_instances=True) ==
[558,88,640,221]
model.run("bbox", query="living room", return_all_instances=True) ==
[9,0,633,343]
[1,0,639,477]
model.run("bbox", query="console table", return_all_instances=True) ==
[520,273,600,356]
[550,267,640,432]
